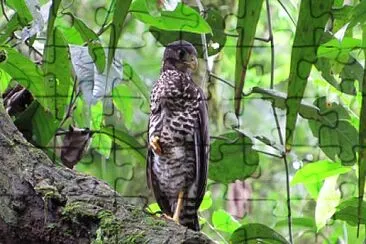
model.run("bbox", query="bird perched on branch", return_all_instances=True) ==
[147,40,209,231]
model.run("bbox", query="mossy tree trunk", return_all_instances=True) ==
[0,101,212,244]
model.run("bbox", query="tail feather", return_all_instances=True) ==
[181,212,200,231]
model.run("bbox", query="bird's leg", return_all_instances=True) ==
[150,136,162,155]
[172,191,184,223]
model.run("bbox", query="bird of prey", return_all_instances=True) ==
[147,40,209,231]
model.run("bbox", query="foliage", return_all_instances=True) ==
[0,0,366,243]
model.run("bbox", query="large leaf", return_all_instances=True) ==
[122,62,150,107]
[99,127,146,162]
[212,209,240,233]
[71,15,106,73]
[291,160,352,186]
[234,0,264,116]
[6,0,33,25]
[251,87,324,122]
[285,0,333,148]
[150,7,226,57]
[129,1,212,34]
[317,37,363,61]
[230,223,289,244]
[42,27,72,119]
[315,176,341,231]
[0,46,47,108]
[107,0,131,83]
[308,97,357,165]
[209,132,259,183]
[14,100,60,147]
[198,191,212,212]
[0,13,21,44]
[69,45,123,105]
[333,198,366,225]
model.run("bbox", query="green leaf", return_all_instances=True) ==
[150,7,226,57]
[0,69,11,93]
[275,217,315,230]
[14,101,60,147]
[71,15,106,73]
[113,83,134,128]
[91,133,112,158]
[91,101,103,130]
[130,1,212,34]
[107,0,131,81]
[209,132,259,183]
[198,191,212,212]
[251,87,323,122]
[234,0,264,116]
[291,160,352,186]
[212,209,240,233]
[230,223,289,244]
[122,62,150,108]
[317,37,363,61]
[6,0,33,25]
[315,176,341,231]
[99,127,146,162]
[333,197,366,226]
[42,27,72,119]
[146,202,161,214]
[0,46,47,107]
[308,97,357,165]
[0,13,21,44]
[285,0,333,148]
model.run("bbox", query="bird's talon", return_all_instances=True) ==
[150,136,162,155]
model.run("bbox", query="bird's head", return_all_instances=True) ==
[162,40,198,73]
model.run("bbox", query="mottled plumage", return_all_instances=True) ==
[147,41,209,231]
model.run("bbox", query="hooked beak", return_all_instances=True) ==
[185,56,198,71]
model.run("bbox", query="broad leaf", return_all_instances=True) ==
[14,101,60,147]
[71,15,106,73]
[150,8,226,57]
[99,127,146,162]
[285,0,333,148]
[275,217,315,230]
[91,133,112,159]
[212,209,240,233]
[130,1,212,34]
[69,45,123,105]
[198,191,212,212]
[308,97,357,165]
[0,46,47,108]
[317,37,363,62]
[42,27,72,120]
[291,160,352,186]
[234,0,264,116]
[230,223,289,244]
[209,132,259,183]
[333,198,366,225]
[107,0,131,84]
[315,176,341,231]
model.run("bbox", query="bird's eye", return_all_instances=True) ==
[178,49,185,60]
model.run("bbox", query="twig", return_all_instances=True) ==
[200,216,229,244]
[276,0,296,27]
[266,0,293,243]
[97,0,116,36]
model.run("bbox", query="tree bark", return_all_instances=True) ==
[0,101,213,244]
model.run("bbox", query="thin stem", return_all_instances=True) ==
[97,0,116,36]
[200,216,229,244]
[266,0,293,242]
[276,0,296,27]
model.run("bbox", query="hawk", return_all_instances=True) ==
[147,40,209,231]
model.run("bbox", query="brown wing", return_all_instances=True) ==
[194,87,209,209]
[146,82,172,215]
